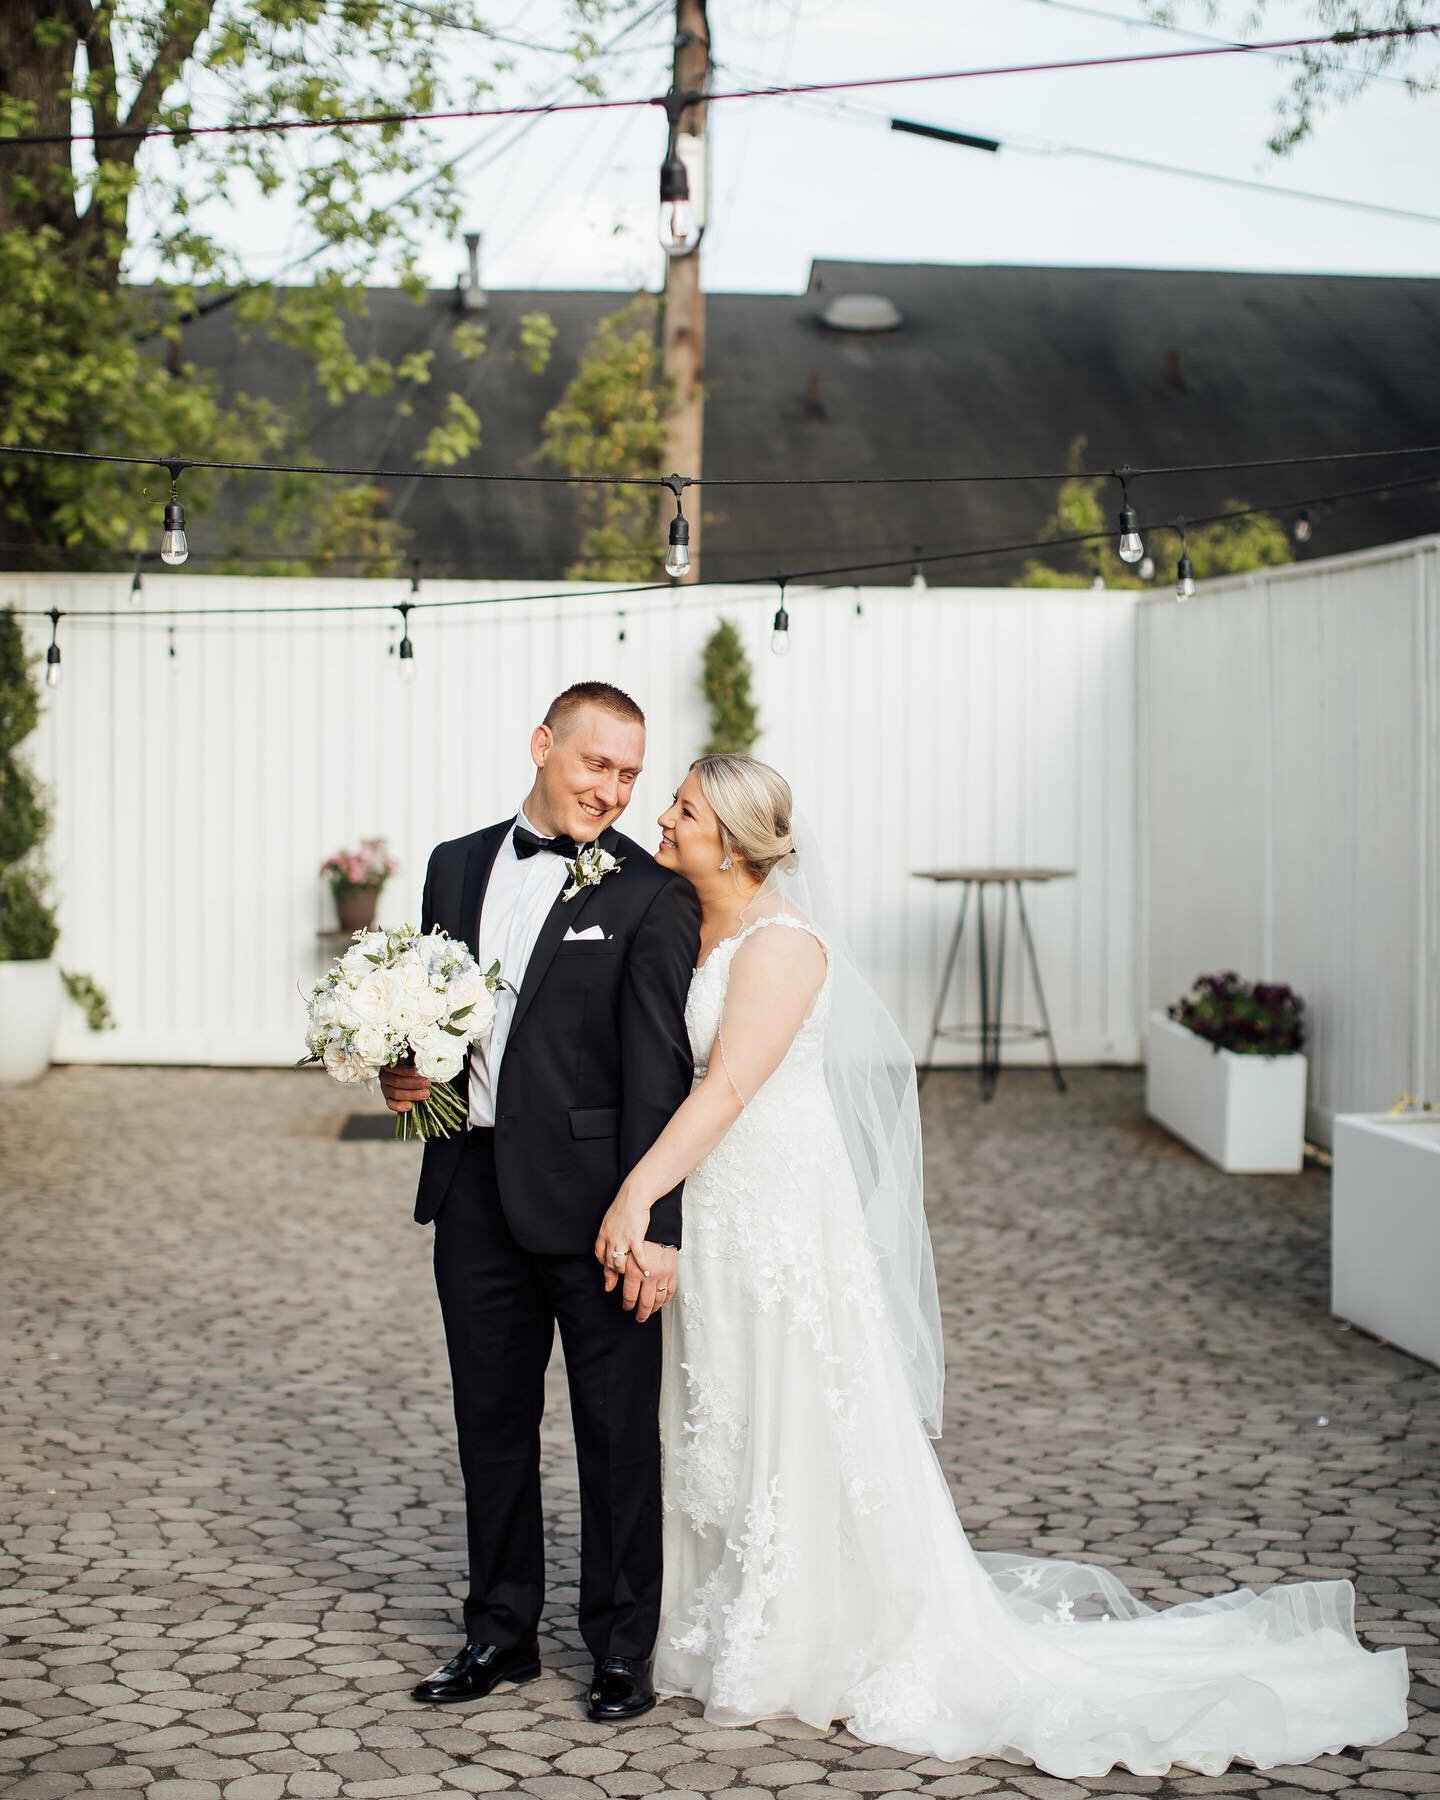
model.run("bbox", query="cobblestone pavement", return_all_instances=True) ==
[2,1066,1436,1800]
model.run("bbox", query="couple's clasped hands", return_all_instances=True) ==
[595,1191,676,1325]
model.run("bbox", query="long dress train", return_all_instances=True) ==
[655,914,1409,1778]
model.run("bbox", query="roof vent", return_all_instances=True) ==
[819,293,903,333]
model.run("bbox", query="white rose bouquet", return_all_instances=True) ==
[298,923,510,1141]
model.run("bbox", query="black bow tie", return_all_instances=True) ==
[513,824,580,861]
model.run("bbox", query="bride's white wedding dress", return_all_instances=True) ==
[655,912,1409,1778]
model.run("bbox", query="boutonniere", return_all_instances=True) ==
[562,841,624,902]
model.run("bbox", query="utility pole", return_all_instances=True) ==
[659,0,710,584]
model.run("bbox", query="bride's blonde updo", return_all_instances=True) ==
[690,754,796,882]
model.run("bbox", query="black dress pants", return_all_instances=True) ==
[431,1126,663,1661]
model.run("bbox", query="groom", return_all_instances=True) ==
[380,682,699,1720]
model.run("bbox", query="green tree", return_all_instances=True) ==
[536,293,671,581]
[1015,436,1293,590]
[700,618,759,754]
[0,0,622,568]
[1144,3,1436,155]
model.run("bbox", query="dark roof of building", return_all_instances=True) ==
[174,259,1440,584]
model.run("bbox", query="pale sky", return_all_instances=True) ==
[135,0,1440,294]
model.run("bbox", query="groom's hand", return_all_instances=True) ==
[623,1243,678,1324]
[379,1064,431,1114]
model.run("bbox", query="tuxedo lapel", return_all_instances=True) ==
[507,827,615,1043]
[456,821,510,953]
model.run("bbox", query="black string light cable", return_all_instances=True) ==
[1,27,1434,149]
[6,435,1439,577]
[10,470,1436,653]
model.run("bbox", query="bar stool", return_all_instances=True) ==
[913,868,1073,1100]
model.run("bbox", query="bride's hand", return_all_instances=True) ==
[595,1193,657,1292]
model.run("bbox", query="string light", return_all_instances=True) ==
[129,557,144,606]
[1175,521,1196,602]
[771,578,791,656]
[662,473,693,578]
[1116,472,1144,565]
[1138,552,1156,581]
[854,587,867,628]
[160,461,189,566]
[1293,509,1313,543]
[659,92,702,257]
[397,600,416,679]
[46,608,62,687]
[617,610,627,644]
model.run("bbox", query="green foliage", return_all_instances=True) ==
[62,968,117,1032]
[0,605,112,1022]
[0,1,630,566]
[0,604,60,960]
[1146,3,1436,155]
[701,619,760,755]
[0,863,59,962]
[1015,436,1293,591]
[536,295,670,581]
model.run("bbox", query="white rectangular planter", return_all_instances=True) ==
[1144,1011,1308,1173]
[1332,1112,1440,1367]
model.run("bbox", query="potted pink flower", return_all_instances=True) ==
[321,836,399,933]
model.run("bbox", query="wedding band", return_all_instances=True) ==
[611,1249,628,1267]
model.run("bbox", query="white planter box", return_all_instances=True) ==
[0,958,62,1085]
[1332,1112,1440,1367]
[1144,1011,1307,1173]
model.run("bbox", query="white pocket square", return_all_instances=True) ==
[563,923,609,942]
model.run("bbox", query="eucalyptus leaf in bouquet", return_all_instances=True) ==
[299,923,510,1140]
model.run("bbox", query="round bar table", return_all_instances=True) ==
[912,867,1074,1101]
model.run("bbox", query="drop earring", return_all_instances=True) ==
[719,856,732,871]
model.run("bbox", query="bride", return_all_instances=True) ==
[592,753,1410,1778]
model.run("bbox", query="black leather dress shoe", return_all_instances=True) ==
[585,1653,656,1722]
[410,1639,541,1704]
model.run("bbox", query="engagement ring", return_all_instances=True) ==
[612,1248,628,1267]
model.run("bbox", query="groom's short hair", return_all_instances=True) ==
[544,682,646,740]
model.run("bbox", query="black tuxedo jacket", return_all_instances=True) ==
[413,819,701,1252]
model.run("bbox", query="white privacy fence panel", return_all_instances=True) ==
[1139,536,1439,1145]
[9,574,1142,1069]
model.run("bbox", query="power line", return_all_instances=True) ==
[1021,0,1426,89]
[714,50,1440,234]
[6,469,1435,623]
[889,114,1440,230]
[2,27,1434,150]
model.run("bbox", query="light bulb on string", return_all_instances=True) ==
[662,473,692,579]
[160,459,189,566]
[771,580,791,657]
[167,625,177,662]
[1138,553,1156,582]
[854,588,867,628]
[617,610,627,645]
[397,600,417,682]
[45,608,62,688]
[1115,473,1144,565]
[1293,509,1313,544]
[659,92,702,258]
[909,547,927,592]
[1174,520,1195,602]
[129,558,144,606]
[1090,548,1106,591]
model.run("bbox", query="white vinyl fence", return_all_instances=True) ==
[10,574,1142,1071]
[1138,535,1440,1144]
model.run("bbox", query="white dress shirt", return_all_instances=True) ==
[467,806,572,1130]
